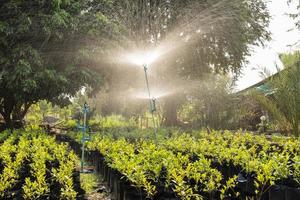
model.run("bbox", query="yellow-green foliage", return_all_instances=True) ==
[0,131,78,199]
[84,130,300,200]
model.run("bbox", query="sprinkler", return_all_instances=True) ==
[125,50,161,142]
[143,64,158,142]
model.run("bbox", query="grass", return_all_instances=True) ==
[80,173,100,193]
[80,172,110,200]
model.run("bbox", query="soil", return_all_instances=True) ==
[85,178,111,200]
[79,165,111,200]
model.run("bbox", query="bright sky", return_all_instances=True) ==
[235,0,300,91]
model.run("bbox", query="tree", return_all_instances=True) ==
[288,0,300,29]
[248,91,290,133]
[0,0,121,128]
[249,52,300,136]
[270,52,300,136]
[287,0,300,49]
[178,75,242,130]
[99,0,271,126]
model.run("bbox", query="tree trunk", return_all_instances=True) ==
[2,112,12,130]
[12,103,31,129]
[0,97,31,130]
[163,96,179,126]
[292,117,299,137]
[0,96,14,130]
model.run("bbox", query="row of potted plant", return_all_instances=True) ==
[71,130,300,200]
[0,131,79,199]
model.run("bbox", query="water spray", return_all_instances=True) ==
[122,49,161,141]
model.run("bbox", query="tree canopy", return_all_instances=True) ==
[0,0,121,128]
[0,0,272,128]
[96,0,271,125]
[288,0,300,29]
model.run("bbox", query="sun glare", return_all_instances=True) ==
[126,50,160,66]
[131,90,173,100]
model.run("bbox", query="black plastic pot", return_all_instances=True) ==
[0,159,4,174]
[236,173,256,196]
[286,187,300,200]
[276,176,299,188]
[111,176,122,200]
[268,185,286,200]
[49,181,63,199]
[73,170,86,199]
[109,168,116,192]
[121,184,148,200]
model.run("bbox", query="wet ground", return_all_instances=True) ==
[79,166,111,200]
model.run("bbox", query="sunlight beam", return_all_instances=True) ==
[125,50,160,66]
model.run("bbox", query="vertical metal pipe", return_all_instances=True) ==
[143,65,157,142]
[81,103,87,172]
[143,65,152,108]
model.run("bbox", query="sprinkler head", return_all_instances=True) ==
[83,102,89,113]
[143,64,148,71]
[150,98,157,113]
